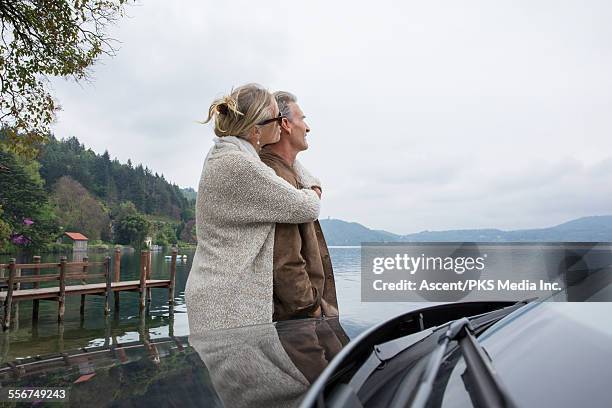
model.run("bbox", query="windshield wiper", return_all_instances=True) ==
[323,302,529,408]
[404,317,517,408]
[345,302,526,404]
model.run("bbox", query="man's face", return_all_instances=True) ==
[284,103,310,152]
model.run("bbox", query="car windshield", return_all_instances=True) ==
[437,302,612,408]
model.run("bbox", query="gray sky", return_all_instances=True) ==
[50,0,612,234]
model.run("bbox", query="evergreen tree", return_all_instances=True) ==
[0,205,11,251]
[0,149,59,250]
[39,136,192,222]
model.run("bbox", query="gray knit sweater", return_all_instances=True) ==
[185,136,321,333]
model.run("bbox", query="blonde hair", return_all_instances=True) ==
[204,83,276,138]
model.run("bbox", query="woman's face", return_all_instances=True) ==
[258,102,282,146]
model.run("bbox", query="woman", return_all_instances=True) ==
[185,83,321,333]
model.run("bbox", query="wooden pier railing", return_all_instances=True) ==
[0,248,178,330]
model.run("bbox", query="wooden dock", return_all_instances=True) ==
[0,248,178,330]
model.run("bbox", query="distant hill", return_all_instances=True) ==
[180,187,197,201]
[319,219,400,246]
[319,216,612,246]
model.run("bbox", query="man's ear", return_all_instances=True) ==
[280,117,291,133]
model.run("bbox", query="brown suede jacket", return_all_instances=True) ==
[260,150,339,321]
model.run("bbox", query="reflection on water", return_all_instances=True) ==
[0,247,412,361]
[4,244,608,360]
[190,318,348,408]
[1,245,610,406]
[0,317,348,407]
[0,248,193,361]
[0,334,223,407]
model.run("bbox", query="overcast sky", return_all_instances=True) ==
[50,0,612,234]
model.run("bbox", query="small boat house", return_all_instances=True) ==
[63,232,89,252]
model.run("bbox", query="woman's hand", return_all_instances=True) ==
[312,186,322,198]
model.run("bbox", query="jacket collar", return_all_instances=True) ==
[259,149,292,170]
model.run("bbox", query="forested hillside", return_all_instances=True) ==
[0,134,196,253]
[40,136,192,220]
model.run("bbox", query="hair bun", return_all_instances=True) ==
[216,103,229,115]
[202,83,269,137]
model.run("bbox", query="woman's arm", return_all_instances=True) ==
[208,152,320,224]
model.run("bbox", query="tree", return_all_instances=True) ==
[50,175,110,240]
[37,136,193,223]
[114,211,150,247]
[0,0,130,158]
[0,149,59,250]
[179,218,196,244]
[93,150,112,197]
[0,204,11,251]
[151,220,177,247]
[112,200,138,219]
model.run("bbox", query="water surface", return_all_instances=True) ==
[0,247,413,361]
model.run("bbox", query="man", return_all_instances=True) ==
[260,91,339,321]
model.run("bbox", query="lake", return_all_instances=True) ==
[3,243,609,363]
[0,247,418,362]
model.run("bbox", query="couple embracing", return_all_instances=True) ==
[185,83,338,333]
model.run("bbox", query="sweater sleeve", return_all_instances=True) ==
[209,152,320,224]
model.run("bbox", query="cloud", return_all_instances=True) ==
[49,0,612,233]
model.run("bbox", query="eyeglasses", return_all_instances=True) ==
[257,112,286,126]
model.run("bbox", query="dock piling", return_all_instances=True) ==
[3,259,16,330]
[80,295,86,316]
[139,251,147,314]
[104,257,111,315]
[169,248,177,315]
[80,256,88,316]
[146,250,152,306]
[32,256,41,322]
[114,247,121,312]
[13,265,20,329]
[58,257,67,323]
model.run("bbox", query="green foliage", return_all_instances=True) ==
[50,175,110,240]
[151,221,178,247]
[45,242,73,253]
[180,187,197,201]
[114,211,151,247]
[39,136,193,222]
[0,149,59,250]
[0,0,130,159]
[0,134,196,252]
[181,203,195,222]
[176,241,196,249]
[0,205,11,250]
[179,218,197,244]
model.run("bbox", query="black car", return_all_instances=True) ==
[300,300,612,408]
